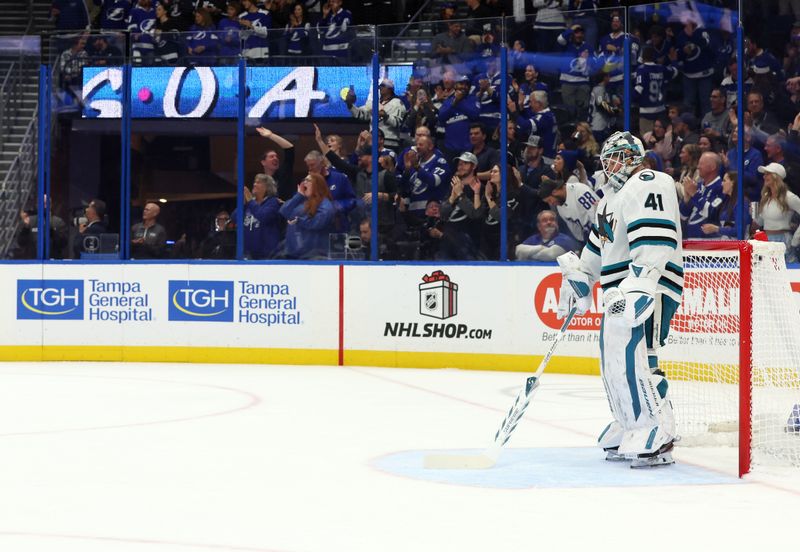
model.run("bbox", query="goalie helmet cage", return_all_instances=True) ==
[666,240,800,477]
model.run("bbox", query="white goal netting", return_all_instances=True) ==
[662,241,800,468]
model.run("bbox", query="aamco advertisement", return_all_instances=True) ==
[532,269,738,332]
[530,265,744,365]
[1,264,338,351]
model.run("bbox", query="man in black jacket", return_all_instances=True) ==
[73,199,108,258]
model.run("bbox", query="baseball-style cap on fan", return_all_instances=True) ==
[758,162,787,179]
[453,152,478,165]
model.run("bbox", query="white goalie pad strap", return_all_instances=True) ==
[650,295,664,352]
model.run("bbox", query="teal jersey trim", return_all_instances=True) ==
[626,218,677,231]
[629,238,678,250]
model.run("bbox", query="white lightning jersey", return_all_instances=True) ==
[557,181,599,243]
[579,169,684,303]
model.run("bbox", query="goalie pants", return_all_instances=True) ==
[598,295,680,455]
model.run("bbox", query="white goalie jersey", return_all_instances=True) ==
[579,169,684,303]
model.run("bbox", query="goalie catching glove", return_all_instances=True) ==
[602,263,659,327]
[556,252,593,319]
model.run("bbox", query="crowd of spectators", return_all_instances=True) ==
[32,1,800,262]
[51,0,394,65]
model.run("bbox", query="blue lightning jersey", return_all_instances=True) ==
[675,28,714,79]
[437,94,480,153]
[126,4,156,49]
[633,62,678,119]
[240,9,271,51]
[400,151,452,213]
[680,176,725,239]
[217,16,241,56]
[95,0,130,30]
[318,8,353,57]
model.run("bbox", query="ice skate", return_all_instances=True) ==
[630,442,675,469]
[604,447,629,462]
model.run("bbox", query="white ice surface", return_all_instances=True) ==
[0,361,797,551]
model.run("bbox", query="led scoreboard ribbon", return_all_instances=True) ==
[81,65,413,119]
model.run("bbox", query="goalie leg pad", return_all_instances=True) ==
[619,424,675,457]
[598,421,624,449]
[598,422,630,461]
[600,315,677,456]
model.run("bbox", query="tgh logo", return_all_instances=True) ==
[168,280,234,322]
[17,280,84,320]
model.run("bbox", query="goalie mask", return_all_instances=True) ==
[600,131,645,191]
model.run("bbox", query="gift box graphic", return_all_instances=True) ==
[419,271,458,320]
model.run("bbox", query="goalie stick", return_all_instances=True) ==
[423,306,577,469]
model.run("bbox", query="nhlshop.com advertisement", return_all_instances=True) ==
[345,266,499,354]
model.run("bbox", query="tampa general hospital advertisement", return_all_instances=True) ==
[3,263,800,372]
[3,264,339,365]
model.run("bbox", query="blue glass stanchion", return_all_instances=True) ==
[237,57,246,260]
[120,63,132,260]
[736,23,745,240]
[36,65,48,260]
[500,46,508,261]
[623,33,631,132]
[371,53,379,261]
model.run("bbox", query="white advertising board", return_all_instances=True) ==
[343,264,601,370]
[1,264,339,363]
[2,262,800,372]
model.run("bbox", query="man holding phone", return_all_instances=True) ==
[346,78,407,152]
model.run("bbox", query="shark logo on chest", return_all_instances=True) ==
[597,204,616,245]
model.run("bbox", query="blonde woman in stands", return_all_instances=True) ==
[676,143,701,183]
[672,143,700,202]
[574,121,600,171]
[755,162,800,262]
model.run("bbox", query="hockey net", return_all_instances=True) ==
[662,240,800,476]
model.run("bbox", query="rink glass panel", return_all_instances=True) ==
[49,31,126,261]
[127,32,240,261]
[378,17,504,261]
